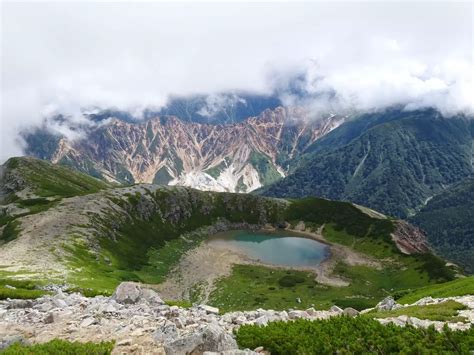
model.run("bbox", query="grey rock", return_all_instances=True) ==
[140,287,164,305]
[153,322,179,343]
[376,296,399,311]
[112,282,141,304]
[52,298,68,309]
[343,307,359,317]
[164,324,237,355]
[330,305,343,313]
[288,310,307,319]
[0,335,26,350]
[7,299,33,309]
[199,305,220,315]
[80,317,96,327]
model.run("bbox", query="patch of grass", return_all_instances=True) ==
[209,265,321,312]
[235,317,474,354]
[4,157,110,198]
[397,276,474,304]
[0,278,47,300]
[209,259,441,312]
[368,300,467,322]
[1,221,21,244]
[166,300,193,308]
[1,339,115,355]
[323,223,398,259]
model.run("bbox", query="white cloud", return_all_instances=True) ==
[1,1,473,162]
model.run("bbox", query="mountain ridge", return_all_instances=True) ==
[25,107,344,192]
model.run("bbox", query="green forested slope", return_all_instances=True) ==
[260,110,472,218]
[410,178,474,273]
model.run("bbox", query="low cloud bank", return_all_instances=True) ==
[1,2,472,162]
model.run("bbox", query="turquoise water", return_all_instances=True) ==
[208,230,329,267]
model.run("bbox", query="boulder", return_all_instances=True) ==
[342,307,359,317]
[111,282,164,305]
[112,282,141,304]
[163,324,237,355]
[7,299,33,309]
[199,305,220,315]
[376,296,400,311]
[330,305,343,314]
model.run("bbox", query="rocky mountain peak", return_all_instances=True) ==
[39,107,344,192]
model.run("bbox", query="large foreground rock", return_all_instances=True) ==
[112,282,164,305]
[163,324,238,355]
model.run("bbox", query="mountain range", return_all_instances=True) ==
[21,103,473,273]
[24,107,344,193]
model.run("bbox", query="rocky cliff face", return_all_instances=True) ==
[47,107,343,192]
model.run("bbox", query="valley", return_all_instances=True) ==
[0,157,461,311]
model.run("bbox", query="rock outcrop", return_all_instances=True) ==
[391,220,431,254]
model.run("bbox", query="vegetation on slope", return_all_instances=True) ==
[66,187,285,293]
[368,300,467,322]
[235,317,474,354]
[0,278,47,300]
[410,178,474,273]
[1,339,114,355]
[397,277,474,304]
[1,157,110,201]
[260,109,472,218]
[208,197,455,311]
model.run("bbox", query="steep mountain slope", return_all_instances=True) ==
[260,109,472,218]
[25,107,344,192]
[410,178,474,273]
[0,157,454,310]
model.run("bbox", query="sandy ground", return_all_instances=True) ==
[156,225,381,302]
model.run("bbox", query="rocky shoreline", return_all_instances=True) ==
[1,282,473,354]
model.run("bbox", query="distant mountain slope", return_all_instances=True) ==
[410,178,474,273]
[260,109,472,218]
[0,157,111,203]
[24,107,343,192]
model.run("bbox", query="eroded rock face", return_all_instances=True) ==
[44,107,344,192]
[391,220,430,254]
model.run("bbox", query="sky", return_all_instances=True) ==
[1,1,473,162]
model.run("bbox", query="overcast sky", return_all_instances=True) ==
[1,1,473,161]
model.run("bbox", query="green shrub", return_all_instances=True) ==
[235,317,474,354]
[278,275,305,288]
[1,339,115,355]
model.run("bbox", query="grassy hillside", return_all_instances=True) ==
[260,109,472,218]
[410,178,474,273]
[1,157,111,201]
[397,277,474,304]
